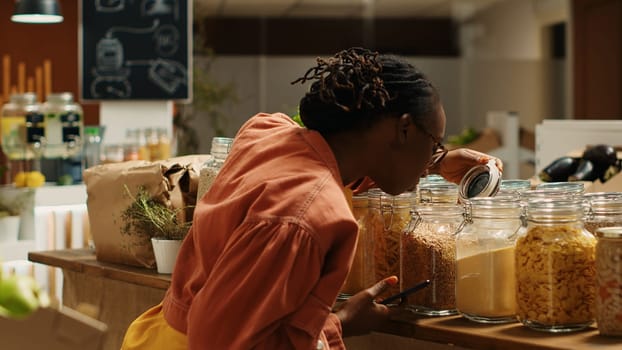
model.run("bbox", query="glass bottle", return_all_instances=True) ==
[595,227,622,336]
[41,92,83,158]
[197,137,234,200]
[584,195,622,235]
[157,128,171,160]
[516,199,596,332]
[339,193,374,299]
[1,93,39,181]
[145,128,160,161]
[455,197,523,323]
[83,126,102,169]
[401,203,463,315]
[123,129,140,161]
[368,189,416,296]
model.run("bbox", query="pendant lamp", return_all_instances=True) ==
[11,0,64,24]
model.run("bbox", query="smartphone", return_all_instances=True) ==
[379,279,431,305]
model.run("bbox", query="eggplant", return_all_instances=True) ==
[539,156,581,182]
[568,159,604,182]
[582,144,618,167]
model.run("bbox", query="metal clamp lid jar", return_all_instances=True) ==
[595,226,622,336]
[516,198,596,332]
[455,196,524,324]
[401,203,463,316]
[458,159,501,201]
[584,194,622,235]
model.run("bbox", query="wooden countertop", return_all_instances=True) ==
[28,249,171,290]
[28,249,622,349]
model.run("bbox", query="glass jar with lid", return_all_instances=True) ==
[419,181,459,204]
[401,203,463,315]
[197,137,234,200]
[516,199,596,332]
[339,192,374,299]
[595,227,622,336]
[367,189,415,296]
[1,93,39,181]
[536,181,585,196]
[584,194,622,235]
[41,92,83,158]
[455,196,524,323]
[497,179,531,196]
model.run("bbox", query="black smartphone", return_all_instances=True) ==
[379,279,431,305]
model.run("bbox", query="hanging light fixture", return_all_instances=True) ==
[11,0,64,24]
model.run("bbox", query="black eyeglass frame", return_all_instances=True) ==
[414,122,448,169]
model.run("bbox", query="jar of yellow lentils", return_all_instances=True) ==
[401,203,463,316]
[339,192,374,299]
[367,189,415,296]
[516,199,597,332]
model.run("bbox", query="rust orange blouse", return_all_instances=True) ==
[162,113,358,349]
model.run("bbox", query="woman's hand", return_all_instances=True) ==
[432,148,503,184]
[333,276,399,337]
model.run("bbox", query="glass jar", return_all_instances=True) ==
[340,193,374,298]
[584,195,622,235]
[516,199,597,332]
[83,126,102,169]
[401,203,463,315]
[197,137,234,200]
[41,92,83,158]
[419,181,459,204]
[497,179,531,196]
[157,127,171,160]
[455,197,523,323]
[595,227,622,336]
[536,181,585,196]
[1,93,39,181]
[368,189,415,296]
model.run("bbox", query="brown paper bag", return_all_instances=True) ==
[83,156,209,269]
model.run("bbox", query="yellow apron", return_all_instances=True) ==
[121,303,187,350]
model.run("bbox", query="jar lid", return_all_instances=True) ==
[458,159,501,200]
[596,226,622,239]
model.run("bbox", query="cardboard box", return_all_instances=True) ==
[0,307,107,350]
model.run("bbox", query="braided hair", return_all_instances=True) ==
[292,47,439,134]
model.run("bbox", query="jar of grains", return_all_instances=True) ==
[455,196,524,323]
[401,203,463,316]
[367,189,416,297]
[595,227,622,336]
[516,198,597,332]
[197,137,234,200]
[584,193,622,235]
[339,192,374,299]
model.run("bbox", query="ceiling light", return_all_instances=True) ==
[11,0,64,24]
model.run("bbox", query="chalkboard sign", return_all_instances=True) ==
[80,0,191,101]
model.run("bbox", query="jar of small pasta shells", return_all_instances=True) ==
[516,199,597,332]
[401,203,463,315]
[595,227,622,336]
[339,193,374,299]
[455,196,524,323]
[367,189,416,296]
[584,193,622,235]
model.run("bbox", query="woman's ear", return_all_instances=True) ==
[396,113,414,144]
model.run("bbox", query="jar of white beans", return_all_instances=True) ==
[595,227,622,336]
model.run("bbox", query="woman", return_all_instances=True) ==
[122,47,501,349]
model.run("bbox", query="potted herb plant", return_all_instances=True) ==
[0,189,34,243]
[121,186,192,273]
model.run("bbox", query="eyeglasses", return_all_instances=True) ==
[415,123,448,169]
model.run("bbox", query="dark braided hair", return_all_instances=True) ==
[292,47,439,134]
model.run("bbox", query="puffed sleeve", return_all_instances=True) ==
[185,219,349,349]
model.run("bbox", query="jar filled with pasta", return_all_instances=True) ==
[401,203,463,315]
[516,199,596,332]
[368,189,415,296]
[455,197,524,323]
[595,227,622,336]
[584,193,622,235]
[339,193,374,299]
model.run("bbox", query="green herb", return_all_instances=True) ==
[121,186,192,240]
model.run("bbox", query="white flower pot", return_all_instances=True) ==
[0,216,20,243]
[151,238,183,274]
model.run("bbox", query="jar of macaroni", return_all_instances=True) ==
[401,203,463,316]
[339,193,374,299]
[455,196,524,323]
[516,199,596,332]
[367,189,415,297]
[584,193,622,235]
[595,227,622,336]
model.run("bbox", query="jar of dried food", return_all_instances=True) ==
[595,227,622,336]
[401,203,463,316]
[516,199,596,332]
[418,181,459,204]
[455,196,523,323]
[584,193,622,235]
[340,193,374,298]
[368,189,416,296]
[197,137,234,200]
